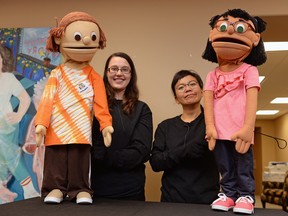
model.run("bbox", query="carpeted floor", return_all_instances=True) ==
[0,197,286,216]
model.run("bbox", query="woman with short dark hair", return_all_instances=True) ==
[150,70,219,204]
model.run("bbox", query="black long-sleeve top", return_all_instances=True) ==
[149,106,219,204]
[91,100,153,200]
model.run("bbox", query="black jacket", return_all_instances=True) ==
[150,106,219,204]
[91,100,153,200]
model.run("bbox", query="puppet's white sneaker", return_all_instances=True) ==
[76,191,92,204]
[44,189,63,204]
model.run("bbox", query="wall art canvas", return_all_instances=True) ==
[0,27,60,204]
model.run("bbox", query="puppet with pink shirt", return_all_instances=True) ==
[202,9,267,214]
[35,11,113,204]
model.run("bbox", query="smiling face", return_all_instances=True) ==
[209,15,260,64]
[106,56,132,99]
[55,20,100,63]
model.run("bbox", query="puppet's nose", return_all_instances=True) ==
[83,36,91,45]
[227,25,234,34]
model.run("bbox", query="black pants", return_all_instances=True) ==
[213,140,255,202]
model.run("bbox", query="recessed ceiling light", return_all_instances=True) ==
[270,97,288,104]
[259,76,265,83]
[256,110,279,115]
[264,42,288,51]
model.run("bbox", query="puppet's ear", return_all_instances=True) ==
[253,33,261,47]
[54,37,61,45]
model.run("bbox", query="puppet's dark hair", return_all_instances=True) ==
[202,8,267,66]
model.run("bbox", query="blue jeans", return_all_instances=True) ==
[213,140,255,202]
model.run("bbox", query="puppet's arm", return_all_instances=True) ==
[231,87,258,154]
[204,90,217,150]
[92,72,113,147]
[34,75,57,147]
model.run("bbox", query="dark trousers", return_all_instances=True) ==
[41,144,93,200]
[213,140,255,202]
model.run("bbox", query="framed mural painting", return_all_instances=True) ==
[0,27,60,204]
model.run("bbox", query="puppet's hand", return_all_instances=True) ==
[35,125,46,147]
[231,125,253,154]
[206,124,218,151]
[102,126,114,147]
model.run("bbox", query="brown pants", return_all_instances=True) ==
[41,144,93,200]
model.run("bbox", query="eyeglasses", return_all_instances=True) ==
[107,66,131,75]
[176,81,198,92]
[214,19,255,33]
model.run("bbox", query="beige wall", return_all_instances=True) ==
[255,119,277,169]
[2,0,288,201]
[274,114,288,161]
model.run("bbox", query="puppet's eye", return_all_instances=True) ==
[219,22,228,32]
[91,32,97,41]
[235,23,246,33]
[74,32,82,41]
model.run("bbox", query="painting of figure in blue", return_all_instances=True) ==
[0,28,60,204]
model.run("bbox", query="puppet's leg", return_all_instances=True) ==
[41,145,66,204]
[67,145,93,204]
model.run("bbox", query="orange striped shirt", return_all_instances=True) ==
[35,65,112,146]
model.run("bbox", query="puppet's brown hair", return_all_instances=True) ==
[46,11,107,52]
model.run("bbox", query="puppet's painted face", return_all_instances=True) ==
[209,15,260,64]
[55,20,100,62]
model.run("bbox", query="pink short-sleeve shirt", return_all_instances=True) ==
[204,63,260,141]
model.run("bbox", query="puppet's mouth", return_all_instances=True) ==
[65,47,98,49]
[213,38,248,46]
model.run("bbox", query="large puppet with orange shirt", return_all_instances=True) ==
[202,9,266,214]
[35,11,113,204]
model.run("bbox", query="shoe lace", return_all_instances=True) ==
[235,196,254,204]
[212,193,228,204]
